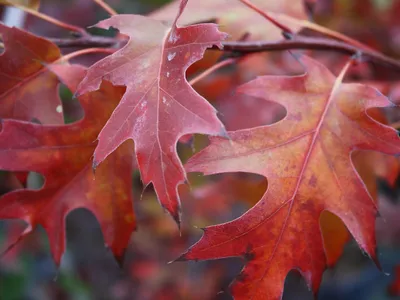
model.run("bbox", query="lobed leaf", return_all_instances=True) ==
[0,64,135,265]
[76,0,227,224]
[181,56,400,299]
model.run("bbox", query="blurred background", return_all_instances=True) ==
[2,0,400,299]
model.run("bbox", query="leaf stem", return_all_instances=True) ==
[238,0,293,34]
[238,0,372,51]
[189,58,237,86]
[61,48,116,62]
[92,0,117,16]
[11,3,87,36]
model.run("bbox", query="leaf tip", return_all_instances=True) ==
[173,252,188,262]
[219,125,230,140]
[114,252,126,268]
[173,211,182,233]
[92,160,99,175]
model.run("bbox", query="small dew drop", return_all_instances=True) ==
[140,100,147,109]
[56,105,63,113]
[167,52,176,61]
[168,32,180,43]
[162,96,167,104]
[166,72,170,78]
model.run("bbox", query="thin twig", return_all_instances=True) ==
[93,0,117,16]
[236,0,374,51]
[189,58,237,86]
[238,0,293,34]
[11,3,87,36]
[61,47,116,62]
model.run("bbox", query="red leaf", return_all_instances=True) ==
[76,0,227,223]
[0,24,64,125]
[0,64,135,265]
[181,56,400,299]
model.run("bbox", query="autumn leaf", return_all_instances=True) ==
[180,56,400,299]
[150,0,307,41]
[76,0,227,224]
[0,64,135,265]
[0,0,40,10]
[0,23,64,125]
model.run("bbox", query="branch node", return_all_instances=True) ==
[282,31,294,40]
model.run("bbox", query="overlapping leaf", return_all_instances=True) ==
[76,0,227,223]
[0,23,64,125]
[0,64,135,265]
[150,0,307,41]
[181,56,400,299]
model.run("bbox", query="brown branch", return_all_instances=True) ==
[49,35,120,48]
[49,34,400,72]
[221,37,400,72]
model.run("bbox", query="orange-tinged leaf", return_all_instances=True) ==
[320,211,349,267]
[320,149,400,267]
[320,110,400,267]
[150,0,307,41]
[0,64,135,265]
[0,0,40,10]
[181,56,400,299]
[76,0,227,224]
[0,24,63,125]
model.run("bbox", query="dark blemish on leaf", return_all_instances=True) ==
[243,244,255,262]
[308,175,317,187]
[244,251,255,262]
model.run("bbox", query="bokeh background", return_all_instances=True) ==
[2,0,400,299]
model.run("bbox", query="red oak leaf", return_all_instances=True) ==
[0,23,64,125]
[76,0,227,224]
[180,56,400,299]
[0,64,135,265]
